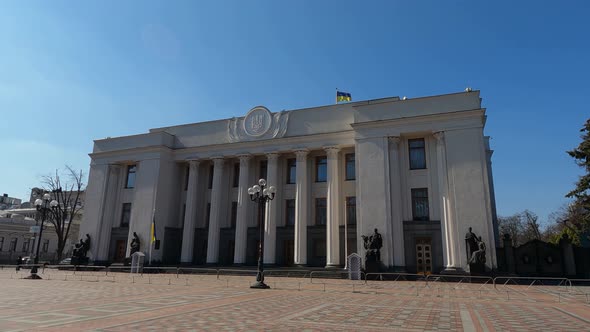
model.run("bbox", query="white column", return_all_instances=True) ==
[388,137,405,268]
[294,150,309,265]
[263,153,279,264]
[325,147,341,267]
[181,160,200,263]
[434,132,459,270]
[234,155,251,264]
[206,157,225,264]
[96,164,121,261]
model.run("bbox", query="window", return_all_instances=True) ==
[285,199,295,226]
[315,156,327,182]
[232,163,240,187]
[259,160,268,180]
[286,159,296,184]
[315,198,327,225]
[206,203,211,228]
[411,188,429,221]
[22,239,30,252]
[208,165,214,189]
[345,153,355,180]
[10,238,17,252]
[346,196,356,225]
[42,239,49,253]
[0,237,3,251]
[184,165,190,190]
[231,201,238,228]
[125,165,137,188]
[409,138,426,169]
[120,203,132,227]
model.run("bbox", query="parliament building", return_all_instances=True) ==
[80,90,498,273]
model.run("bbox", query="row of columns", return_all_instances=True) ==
[179,147,343,266]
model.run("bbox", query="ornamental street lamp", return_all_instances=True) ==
[247,178,276,289]
[26,193,58,279]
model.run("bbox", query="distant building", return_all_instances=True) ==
[0,194,22,210]
[0,211,80,264]
[81,90,498,273]
[0,188,85,264]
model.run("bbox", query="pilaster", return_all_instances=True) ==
[388,137,405,268]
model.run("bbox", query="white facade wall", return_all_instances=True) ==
[82,91,497,272]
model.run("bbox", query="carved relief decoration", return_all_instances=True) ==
[228,106,290,143]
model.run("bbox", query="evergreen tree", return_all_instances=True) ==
[565,119,590,244]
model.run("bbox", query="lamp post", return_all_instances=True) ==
[26,193,58,279]
[247,178,276,289]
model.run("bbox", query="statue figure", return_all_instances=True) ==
[130,232,140,255]
[81,234,91,257]
[469,236,486,265]
[71,234,91,265]
[361,228,383,263]
[465,227,479,263]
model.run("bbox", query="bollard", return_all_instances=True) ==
[323,284,326,292]
[506,291,509,300]
[298,282,301,291]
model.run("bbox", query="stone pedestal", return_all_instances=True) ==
[468,263,485,276]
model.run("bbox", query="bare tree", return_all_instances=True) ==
[521,210,542,241]
[40,166,85,262]
[498,214,523,246]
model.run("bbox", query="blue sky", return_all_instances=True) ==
[1,1,588,225]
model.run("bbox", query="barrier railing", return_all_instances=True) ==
[364,272,428,284]
[492,276,571,290]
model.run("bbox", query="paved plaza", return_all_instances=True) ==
[0,268,589,331]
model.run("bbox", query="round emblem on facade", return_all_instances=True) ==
[243,106,272,137]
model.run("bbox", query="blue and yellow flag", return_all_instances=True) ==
[336,91,352,103]
[151,217,157,244]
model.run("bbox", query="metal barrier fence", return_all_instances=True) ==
[2,264,589,302]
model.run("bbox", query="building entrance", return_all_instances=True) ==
[283,239,294,266]
[114,240,126,263]
[416,238,432,275]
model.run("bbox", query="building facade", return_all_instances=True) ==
[81,91,498,273]
[0,210,80,264]
[0,194,22,210]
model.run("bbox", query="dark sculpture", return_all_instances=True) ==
[361,228,383,263]
[465,228,486,274]
[469,236,486,265]
[71,234,91,265]
[130,232,140,255]
[465,227,478,262]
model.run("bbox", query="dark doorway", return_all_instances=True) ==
[114,240,126,263]
[283,239,294,266]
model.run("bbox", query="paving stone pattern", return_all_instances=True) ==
[0,270,589,331]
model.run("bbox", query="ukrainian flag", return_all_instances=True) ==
[336,91,352,103]
[151,217,157,244]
